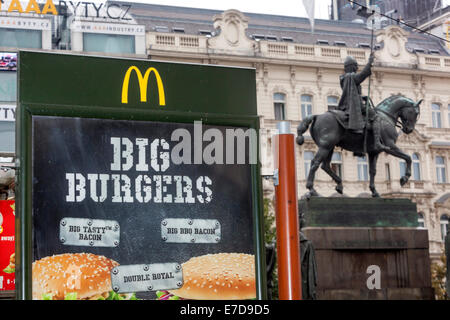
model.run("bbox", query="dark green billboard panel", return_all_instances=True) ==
[18,51,257,116]
[16,51,265,300]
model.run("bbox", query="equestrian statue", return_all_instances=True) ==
[296,53,423,198]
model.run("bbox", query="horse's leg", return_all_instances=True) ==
[306,147,332,196]
[368,152,380,197]
[305,112,343,196]
[320,149,343,194]
[383,144,411,186]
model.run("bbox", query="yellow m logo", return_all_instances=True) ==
[121,66,166,106]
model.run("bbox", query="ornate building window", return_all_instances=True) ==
[448,104,450,128]
[385,163,391,181]
[400,153,421,181]
[357,156,368,181]
[273,93,286,120]
[304,151,315,179]
[331,152,342,178]
[412,153,421,181]
[399,159,406,178]
[436,156,447,183]
[327,95,339,111]
[417,212,425,229]
[301,94,313,120]
[440,214,449,241]
[432,103,442,128]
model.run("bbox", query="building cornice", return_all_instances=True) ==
[148,47,450,78]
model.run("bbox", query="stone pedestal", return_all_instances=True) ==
[300,197,434,300]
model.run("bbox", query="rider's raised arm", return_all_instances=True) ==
[354,53,374,85]
[353,61,372,85]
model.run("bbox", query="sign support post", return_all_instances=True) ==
[274,121,302,300]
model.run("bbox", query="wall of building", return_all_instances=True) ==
[144,10,450,261]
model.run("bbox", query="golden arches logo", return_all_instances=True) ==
[121,66,166,106]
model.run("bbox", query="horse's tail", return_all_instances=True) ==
[296,115,316,146]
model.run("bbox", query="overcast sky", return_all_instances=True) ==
[125,0,450,19]
[128,0,331,19]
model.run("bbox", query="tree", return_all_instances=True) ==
[263,198,278,300]
[431,254,447,300]
[263,198,276,244]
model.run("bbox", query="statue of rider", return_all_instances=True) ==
[337,53,389,152]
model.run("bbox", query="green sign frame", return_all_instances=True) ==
[16,51,266,300]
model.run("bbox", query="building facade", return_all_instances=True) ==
[125,2,450,261]
[417,5,450,53]
[330,0,443,26]
[1,1,450,261]
[0,0,146,168]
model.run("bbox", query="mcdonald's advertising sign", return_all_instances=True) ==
[121,66,165,105]
[16,51,265,301]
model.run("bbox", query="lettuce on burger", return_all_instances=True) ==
[32,253,138,300]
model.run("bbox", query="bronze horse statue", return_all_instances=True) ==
[296,95,423,198]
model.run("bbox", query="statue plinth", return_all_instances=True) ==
[300,197,434,300]
[300,197,419,228]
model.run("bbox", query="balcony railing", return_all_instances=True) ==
[147,32,450,72]
[419,55,450,70]
[148,32,207,53]
[267,43,288,55]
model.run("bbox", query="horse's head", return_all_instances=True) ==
[399,98,422,134]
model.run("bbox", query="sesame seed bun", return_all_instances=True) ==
[168,253,256,300]
[32,253,119,300]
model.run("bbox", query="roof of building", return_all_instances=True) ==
[416,5,450,27]
[110,1,448,56]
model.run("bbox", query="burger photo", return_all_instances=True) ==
[3,253,15,274]
[157,253,256,300]
[32,253,138,300]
